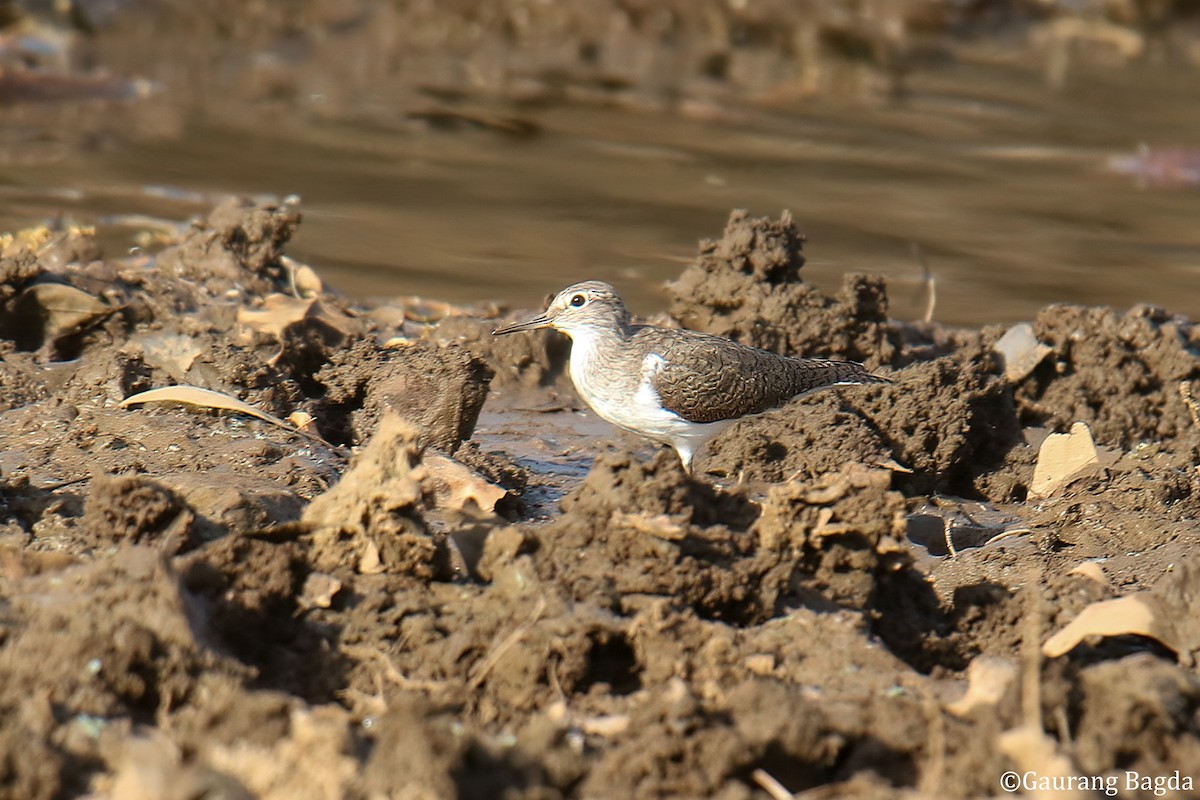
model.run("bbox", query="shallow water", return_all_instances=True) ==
[2,53,1199,326]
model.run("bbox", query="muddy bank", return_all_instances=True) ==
[2,202,1200,799]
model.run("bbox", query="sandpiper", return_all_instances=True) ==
[493,280,889,474]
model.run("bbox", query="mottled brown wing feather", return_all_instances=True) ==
[636,327,887,424]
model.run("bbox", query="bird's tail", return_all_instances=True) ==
[793,357,891,395]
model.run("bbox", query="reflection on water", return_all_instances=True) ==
[1,58,1199,326]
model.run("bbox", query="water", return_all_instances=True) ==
[2,52,1199,326]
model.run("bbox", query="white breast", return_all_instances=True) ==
[568,334,730,464]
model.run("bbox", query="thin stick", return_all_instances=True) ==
[751,768,795,800]
[912,242,936,323]
[469,595,547,689]
[1181,381,1200,429]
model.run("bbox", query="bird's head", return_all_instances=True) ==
[492,280,630,339]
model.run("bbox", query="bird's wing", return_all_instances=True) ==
[638,328,885,424]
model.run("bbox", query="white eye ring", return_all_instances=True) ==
[569,294,586,308]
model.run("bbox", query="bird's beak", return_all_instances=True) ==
[492,311,554,336]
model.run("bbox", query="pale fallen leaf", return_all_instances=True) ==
[128,332,203,380]
[947,656,1017,717]
[1042,593,1179,658]
[1066,561,1109,586]
[120,386,340,454]
[298,572,342,610]
[121,385,292,428]
[237,294,316,339]
[1029,421,1099,498]
[993,322,1052,383]
[422,453,507,514]
[20,282,111,339]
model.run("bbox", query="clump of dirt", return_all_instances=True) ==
[301,413,451,580]
[0,548,252,797]
[1018,303,1200,447]
[666,209,901,367]
[314,338,493,452]
[82,474,192,548]
[156,197,300,294]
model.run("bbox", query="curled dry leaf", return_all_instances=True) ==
[121,385,293,430]
[1029,421,1099,498]
[16,282,112,340]
[946,656,1017,717]
[128,332,204,380]
[993,322,1052,383]
[1065,561,1109,586]
[1042,593,1180,658]
[287,411,319,435]
[237,294,317,339]
[421,453,507,514]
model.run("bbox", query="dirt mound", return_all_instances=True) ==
[666,209,901,367]
[1018,303,1200,447]
[314,338,493,452]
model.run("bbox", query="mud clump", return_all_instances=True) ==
[301,414,451,580]
[82,474,191,547]
[1019,303,1200,447]
[666,209,901,367]
[316,338,493,452]
[156,197,301,292]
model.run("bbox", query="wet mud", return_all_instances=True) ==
[2,201,1200,799]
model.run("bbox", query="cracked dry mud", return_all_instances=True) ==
[2,202,1199,800]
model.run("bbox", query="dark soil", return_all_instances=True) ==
[2,202,1200,800]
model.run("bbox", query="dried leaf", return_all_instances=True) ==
[1029,421,1099,498]
[993,322,1052,383]
[120,385,292,430]
[1042,594,1178,658]
[129,332,203,380]
[1066,561,1109,586]
[421,453,507,514]
[947,656,1017,717]
[288,411,318,435]
[22,282,111,339]
[237,294,316,339]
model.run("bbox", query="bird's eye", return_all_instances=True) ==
[569,294,586,308]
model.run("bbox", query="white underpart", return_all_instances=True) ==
[567,329,731,471]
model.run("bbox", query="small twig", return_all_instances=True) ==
[469,595,547,689]
[342,644,449,694]
[942,516,958,559]
[912,242,936,323]
[1180,381,1200,429]
[985,527,1034,547]
[751,768,795,800]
